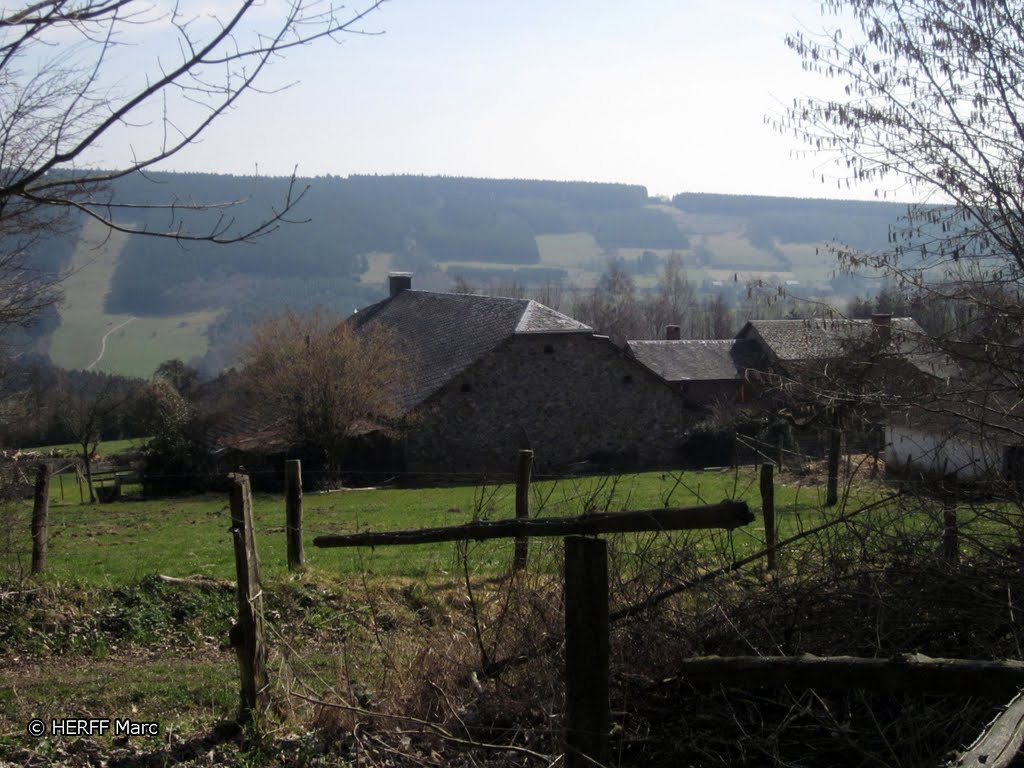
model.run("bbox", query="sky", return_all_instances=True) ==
[90,0,886,201]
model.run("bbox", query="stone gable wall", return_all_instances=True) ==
[404,333,693,476]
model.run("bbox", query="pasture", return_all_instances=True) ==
[534,232,604,268]
[358,251,395,285]
[4,464,1007,767]
[3,467,887,585]
[48,219,216,377]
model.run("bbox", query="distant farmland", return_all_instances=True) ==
[48,219,218,377]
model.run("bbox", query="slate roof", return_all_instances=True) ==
[739,318,958,379]
[626,340,739,382]
[351,290,592,411]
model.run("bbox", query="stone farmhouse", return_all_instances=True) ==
[349,275,693,477]
[626,325,748,409]
[625,314,959,465]
[733,316,954,390]
[628,316,951,411]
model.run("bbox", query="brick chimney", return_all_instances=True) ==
[388,272,413,297]
[665,324,682,340]
[871,313,892,344]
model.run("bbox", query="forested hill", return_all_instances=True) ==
[99,173,685,316]
[32,171,914,377]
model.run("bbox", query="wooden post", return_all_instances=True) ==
[285,459,304,571]
[76,468,83,504]
[512,449,533,572]
[826,423,841,507]
[564,536,610,768]
[943,495,959,567]
[58,472,64,501]
[31,464,50,575]
[760,463,776,572]
[228,473,269,723]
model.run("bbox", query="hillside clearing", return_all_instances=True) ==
[535,232,604,268]
[48,219,218,376]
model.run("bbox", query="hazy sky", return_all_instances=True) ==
[137,0,879,200]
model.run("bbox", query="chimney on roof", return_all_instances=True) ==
[665,324,682,340]
[388,272,412,297]
[871,313,892,344]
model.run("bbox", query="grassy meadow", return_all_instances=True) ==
[1,465,1003,763]
[2,467,890,586]
[358,251,395,285]
[47,219,217,377]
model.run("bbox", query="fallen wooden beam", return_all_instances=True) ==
[952,692,1024,768]
[314,501,753,548]
[671,654,1024,699]
[157,574,235,591]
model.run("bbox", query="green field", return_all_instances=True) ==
[48,219,218,377]
[0,467,998,763]
[2,467,889,586]
[359,250,395,284]
[535,232,604,268]
[22,437,147,457]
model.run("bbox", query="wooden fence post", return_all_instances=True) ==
[228,473,269,723]
[943,495,959,567]
[512,450,533,572]
[760,463,776,572]
[826,423,842,507]
[564,536,610,768]
[31,463,50,575]
[285,459,304,570]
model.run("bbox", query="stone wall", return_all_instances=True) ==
[679,379,742,409]
[404,333,693,477]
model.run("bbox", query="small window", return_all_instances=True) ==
[460,382,472,393]
[543,344,554,354]
[622,374,634,385]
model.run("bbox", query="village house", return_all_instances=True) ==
[347,274,694,477]
[626,315,958,464]
[884,348,1024,484]
[885,403,1022,482]
[733,315,954,391]
[625,324,747,409]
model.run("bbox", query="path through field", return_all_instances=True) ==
[86,316,137,370]
[48,219,218,377]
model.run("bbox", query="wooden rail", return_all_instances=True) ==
[314,500,752,548]
[952,692,1024,768]
[672,654,1024,699]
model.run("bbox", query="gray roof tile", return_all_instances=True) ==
[627,340,739,381]
[741,318,958,379]
[352,290,591,410]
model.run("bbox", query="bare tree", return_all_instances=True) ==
[0,0,387,334]
[235,307,405,471]
[59,375,134,501]
[646,252,697,337]
[778,0,1024,324]
[775,0,1024,483]
[572,258,645,344]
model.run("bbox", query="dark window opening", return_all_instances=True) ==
[543,344,554,354]
[622,374,634,384]
[460,382,472,393]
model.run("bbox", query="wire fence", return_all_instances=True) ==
[6,443,1024,765]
